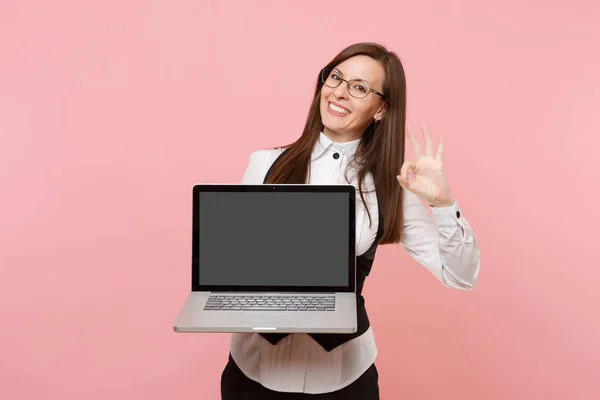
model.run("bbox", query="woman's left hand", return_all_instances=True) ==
[396,125,455,207]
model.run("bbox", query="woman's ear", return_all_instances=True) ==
[374,105,386,121]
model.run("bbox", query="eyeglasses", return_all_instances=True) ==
[320,68,385,99]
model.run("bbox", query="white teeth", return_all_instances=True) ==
[329,103,350,114]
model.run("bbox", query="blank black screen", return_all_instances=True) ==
[198,191,350,287]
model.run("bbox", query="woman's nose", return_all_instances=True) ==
[333,82,349,99]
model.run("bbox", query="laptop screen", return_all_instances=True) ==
[192,186,355,292]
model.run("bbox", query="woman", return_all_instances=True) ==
[220,42,480,399]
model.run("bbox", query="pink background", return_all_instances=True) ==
[1,1,599,399]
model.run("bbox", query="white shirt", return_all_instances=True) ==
[229,132,480,394]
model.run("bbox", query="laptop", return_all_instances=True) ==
[173,184,357,334]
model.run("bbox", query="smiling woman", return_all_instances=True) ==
[319,58,387,142]
[220,42,480,399]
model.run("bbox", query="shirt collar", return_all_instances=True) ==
[311,131,362,161]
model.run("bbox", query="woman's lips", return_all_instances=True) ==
[327,102,351,117]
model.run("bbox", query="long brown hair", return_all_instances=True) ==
[265,42,407,244]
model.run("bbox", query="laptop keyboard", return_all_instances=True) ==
[204,295,336,311]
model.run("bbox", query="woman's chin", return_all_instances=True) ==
[322,119,347,134]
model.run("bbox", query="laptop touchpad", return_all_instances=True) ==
[239,312,292,326]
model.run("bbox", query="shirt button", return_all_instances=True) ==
[333,152,340,159]
[456,210,461,218]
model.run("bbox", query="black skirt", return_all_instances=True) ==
[220,354,380,400]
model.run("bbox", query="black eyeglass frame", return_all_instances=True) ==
[320,68,386,99]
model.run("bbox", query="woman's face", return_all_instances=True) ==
[319,55,386,142]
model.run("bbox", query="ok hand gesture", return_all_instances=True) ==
[396,125,455,208]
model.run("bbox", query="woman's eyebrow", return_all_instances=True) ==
[332,68,344,76]
[333,68,374,85]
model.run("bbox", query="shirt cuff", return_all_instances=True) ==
[430,200,462,227]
